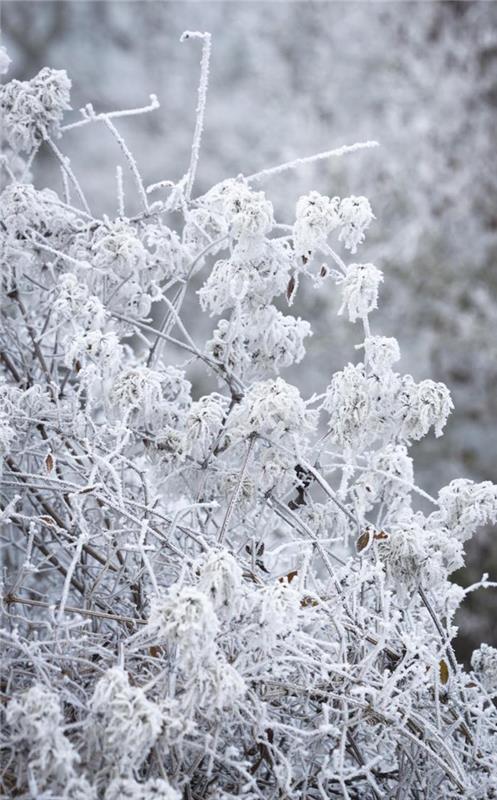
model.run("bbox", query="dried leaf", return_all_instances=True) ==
[439,658,450,685]
[278,569,298,585]
[320,264,328,278]
[44,453,54,473]
[356,530,371,552]
[286,275,296,303]
[301,595,319,608]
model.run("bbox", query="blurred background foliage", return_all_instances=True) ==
[2,0,497,660]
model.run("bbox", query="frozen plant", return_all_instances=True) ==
[1,32,497,800]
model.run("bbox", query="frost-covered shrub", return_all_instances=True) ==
[1,33,497,800]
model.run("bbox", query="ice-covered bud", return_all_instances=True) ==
[0,67,71,152]
[230,377,317,440]
[208,305,311,380]
[148,586,219,651]
[202,178,273,250]
[6,684,62,742]
[248,580,305,654]
[338,195,374,253]
[65,330,123,373]
[338,263,383,323]
[104,777,180,800]
[196,657,247,713]
[322,364,372,450]
[0,183,75,238]
[400,377,453,440]
[227,186,274,242]
[185,393,228,461]
[154,426,187,463]
[376,511,463,591]
[364,335,400,374]
[112,363,191,428]
[89,667,162,771]
[472,644,497,694]
[355,444,414,515]
[199,240,292,314]
[142,223,189,282]
[294,191,341,257]
[6,685,78,785]
[92,219,148,278]
[54,274,106,330]
[435,479,497,541]
[195,549,243,614]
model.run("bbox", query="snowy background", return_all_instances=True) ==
[3,0,497,658]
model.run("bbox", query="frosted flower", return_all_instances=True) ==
[472,644,497,694]
[0,183,74,238]
[249,581,304,654]
[338,195,374,253]
[111,366,181,427]
[194,656,246,713]
[435,479,497,541]
[377,512,462,591]
[364,335,401,374]
[294,191,340,257]
[148,586,219,651]
[90,667,163,771]
[185,393,228,461]
[195,549,243,614]
[199,239,292,314]
[399,377,453,441]
[104,777,180,800]
[355,444,414,515]
[203,178,274,247]
[322,364,372,450]
[92,219,148,278]
[6,684,62,742]
[53,274,106,330]
[142,223,189,281]
[338,263,384,323]
[208,305,311,380]
[154,426,188,463]
[65,330,123,373]
[6,685,78,786]
[230,377,317,440]
[1,67,71,152]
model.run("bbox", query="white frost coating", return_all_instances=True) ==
[1,33,497,800]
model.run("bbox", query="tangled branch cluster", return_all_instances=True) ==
[1,34,497,800]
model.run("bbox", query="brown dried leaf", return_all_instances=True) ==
[439,658,450,685]
[301,596,319,608]
[286,275,296,303]
[356,530,371,552]
[44,453,54,473]
[278,569,298,585]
